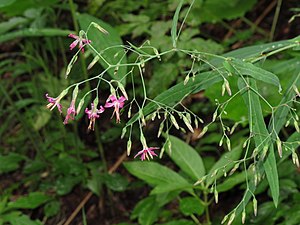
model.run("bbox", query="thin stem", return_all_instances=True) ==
[204,191,211,224]
[68,0,79,32]
[269,0,282,41]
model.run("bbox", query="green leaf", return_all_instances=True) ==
[238,78,279,207]
[150,183,194,195]
[32,106,52,131]
[263,147,279,207]
[189,0,257,24]
[0,28,72,44]
[78,13,127,84]
[178,37,224,54]
[229,58,282,92]
[171,0,183,47]
[233,66,300,218]
[0,0,59,16]
[55,176,81,195]
[148,63,179,98]
[86,169,102,196]
[214,38,299,64]
[167,135,205,181]
[131,197,155,220]
[206,143,243,186]
[5,214,42,225]
[6,192,51,211]
[0,153,25,174]
[179,197,205,216]
[131,196,160,225]
[217,172,246,193]
[0,17,28,35]
[138,200,160,225]
[160,220,195,225]
[124,162,192,193]
[103,173,129,192]
[0,0,16,8]
[44,200,60,218]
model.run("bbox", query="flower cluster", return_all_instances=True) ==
[46,94,126,128]
[45,32,159,161]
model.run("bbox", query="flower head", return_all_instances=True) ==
[63,100,76,124]
[68,33,91,53]
[104,95,126,123]
[46,93,63,113]
[134,147,159,161]
[85,103,105,130]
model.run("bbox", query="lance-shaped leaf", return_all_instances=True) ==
[230,58,282,92]
[238,78,279,207]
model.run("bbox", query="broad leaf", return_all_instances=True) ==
[124,162,192,194]
[6,192,51,211]
[0,153,25,174]
[168,135,205,181]
[189,0,257,24]
[131,196,160,225]
[4,214,42,225]
[179,197,205,216]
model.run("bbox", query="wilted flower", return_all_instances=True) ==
[46,93,63,113]
[85,103,105,130]
[68,33,91,53]
[104,95,126,123]
[63,100,76,124]
[134,147,159,161]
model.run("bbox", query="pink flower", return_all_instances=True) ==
[104,95,126,123]
[46,93,62,113]
[134,147,159,161]
[63,100,76,124]
[85,103,105,130]
[68,33,91,53]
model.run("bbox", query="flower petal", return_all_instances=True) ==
[70,40,79,50]
[104,102,114,108]
[118,96,126,102]
[134,150,144,158]
[109,95,117,102]
[68,34,78,39]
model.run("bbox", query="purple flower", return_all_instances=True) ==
[46,93,62,113]
[68,33,91,53]
[63,100,76,124]
[104,95,126,123]
[85,103,105,130]
[134,147,159,161]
